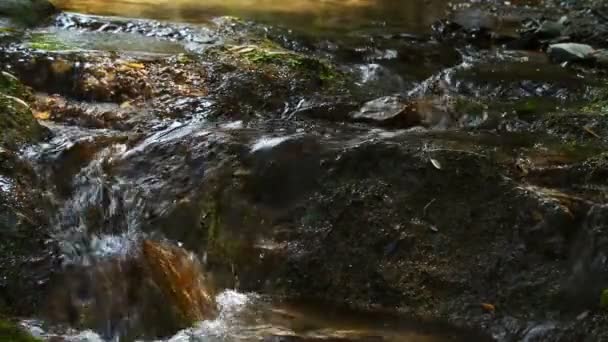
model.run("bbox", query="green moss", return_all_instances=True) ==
[0,319,41,342]
[27,33,72,51]
[245,48,339,79]
[600,289,608,309]
[581,100,608,115]
[0,73,45,148]
[216,44,345,87]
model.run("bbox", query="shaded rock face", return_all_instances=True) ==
[0,72,55,316]
[0,148,57,316]
[565,205,608,309]
[185,129,608,341]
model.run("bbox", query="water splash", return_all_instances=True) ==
[250,136,292,152]
[52,143,144,265]
[166,290,252,342]
[0,175,13,193]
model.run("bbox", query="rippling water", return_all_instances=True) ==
[50,0,460,34]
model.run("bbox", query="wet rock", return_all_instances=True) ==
[0,72,47,149]
[535,19,566,40]
[350,96,414,126]
[142,240,217,323]
[0,0,56,26]
[290,97,359,121]
[564,205,608,309]
[0,148,58,316]
[349,95,462,129]
[45,240,216,340]
[547,43,595,63]
[591,49,608,67]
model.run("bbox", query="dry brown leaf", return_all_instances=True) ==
[481,303,496,313]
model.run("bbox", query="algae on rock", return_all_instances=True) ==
[0,72,46,148]
[0,319,40,342]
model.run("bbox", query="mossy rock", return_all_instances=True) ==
[0,319,40,342]
[0,72,46,148]
[211,44,346,87]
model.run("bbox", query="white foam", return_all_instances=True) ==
[167,290,252,342]
[250,136,290,152]
[0,175,12,192]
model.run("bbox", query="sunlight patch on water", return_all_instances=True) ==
[122,119,210,158]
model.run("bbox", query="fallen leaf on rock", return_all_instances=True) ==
[126,62,146,70]
[33,111,51,120]
[481,303,496,313]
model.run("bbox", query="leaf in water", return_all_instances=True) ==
[481,303,496,313]
[430,158,442,170]
[33,111,51,120]
[120,101,132,109]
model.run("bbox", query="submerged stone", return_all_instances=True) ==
[547,43,595,63]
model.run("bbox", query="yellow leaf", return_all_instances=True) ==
[120,101,132,108]
[481,303,496,313]
[125,62,145,70]
[34,111,51,120]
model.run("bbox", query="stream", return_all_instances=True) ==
[2,0,608,341]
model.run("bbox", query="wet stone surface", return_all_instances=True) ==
[2,1,608,341]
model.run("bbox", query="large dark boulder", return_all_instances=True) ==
[0,0,57,25]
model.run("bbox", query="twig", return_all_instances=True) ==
[583,125,602,139]
[423,198,436,217]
